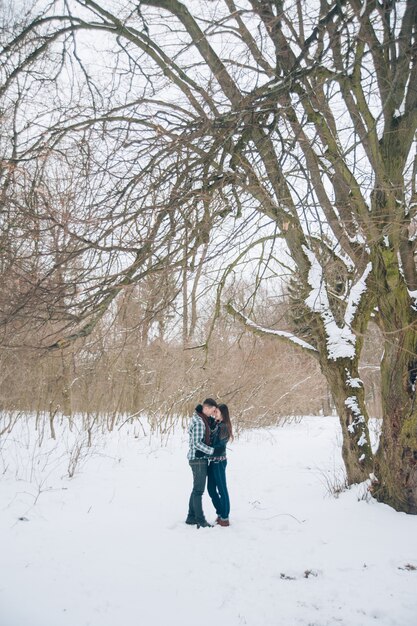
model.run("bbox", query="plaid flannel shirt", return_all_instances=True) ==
[187,412,214,460]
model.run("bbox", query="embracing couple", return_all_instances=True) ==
[186,398,233,529]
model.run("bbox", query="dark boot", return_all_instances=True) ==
[196,520,213,528]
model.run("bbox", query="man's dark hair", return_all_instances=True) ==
[203,397,217,407]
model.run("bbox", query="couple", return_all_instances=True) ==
[186,398,233,528]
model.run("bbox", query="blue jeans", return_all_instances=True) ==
[207,460,230,520]
[188,459,209,524]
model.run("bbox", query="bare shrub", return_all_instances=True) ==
[319,469,349,499]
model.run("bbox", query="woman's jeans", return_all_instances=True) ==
[207,460,230,520]
[188,459,209,524]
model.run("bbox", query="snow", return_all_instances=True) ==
[238,313,317,353]
[345,395,367,445]
[303,248,372,361]
[344,262,372,326]
[345,396,365,421]
[406,288,417,312]
[348,231,367,246]
[303,248,356,359]
[345,369,363,388]
[357,432,367,447]
[1,415,417,626]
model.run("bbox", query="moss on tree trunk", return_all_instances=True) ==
[371,249,417,514]
[373,333,417,513]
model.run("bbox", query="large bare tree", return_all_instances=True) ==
[1,0,417,512]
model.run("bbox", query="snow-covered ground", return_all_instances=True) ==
[0,415,416,626]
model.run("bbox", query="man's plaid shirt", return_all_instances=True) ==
[187,412,214,460]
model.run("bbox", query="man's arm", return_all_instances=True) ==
[192,418,214,455]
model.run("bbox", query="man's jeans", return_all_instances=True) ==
[188,458,208,524]
[207,460,230,519]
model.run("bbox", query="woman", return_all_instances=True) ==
[207,403,233,527]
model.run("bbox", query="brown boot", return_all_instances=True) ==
[218,518,230,527]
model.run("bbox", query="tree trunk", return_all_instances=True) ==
[373,344,417,513]
[322,357,374,484]
[373,276,417,514]
[60,350,73,418]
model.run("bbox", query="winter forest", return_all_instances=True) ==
[1,1,417,625]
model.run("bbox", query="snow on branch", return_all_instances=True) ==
[407,287,417,311]
[303,247,372,361]
[344,262,373,326]
[226,303,318,356]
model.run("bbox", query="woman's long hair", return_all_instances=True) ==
[218,403,233,440]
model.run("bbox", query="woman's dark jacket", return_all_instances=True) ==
[210,421,229,457]
[194,410,229,458]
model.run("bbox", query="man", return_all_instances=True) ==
[186,398,217,528]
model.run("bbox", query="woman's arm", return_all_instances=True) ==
[211,424,229,455]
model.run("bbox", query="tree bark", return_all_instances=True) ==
[371,254,417,513]
[323,357,373,483]
[374,332,417,513]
